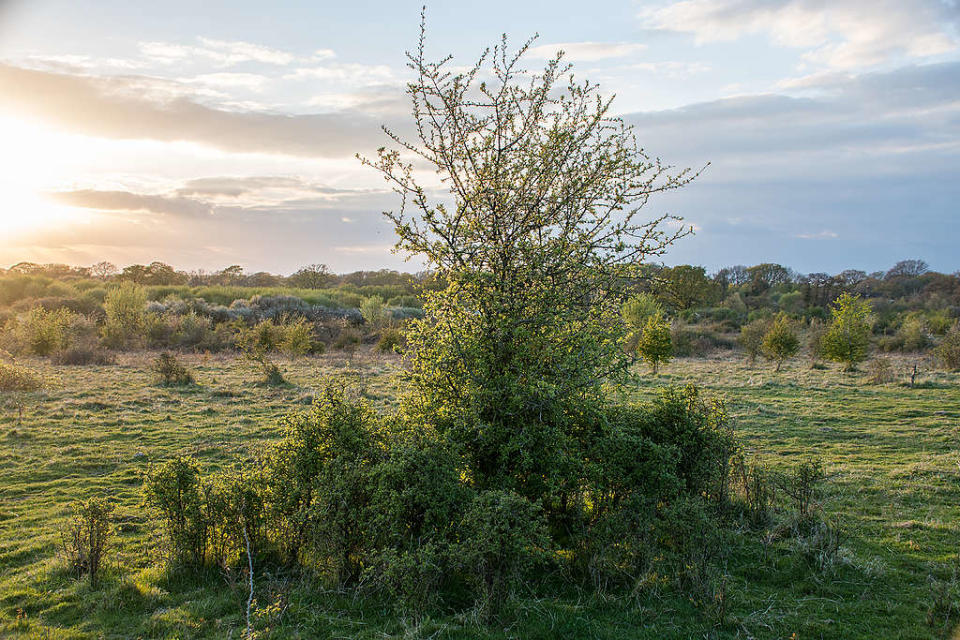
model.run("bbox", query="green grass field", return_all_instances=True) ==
[1,350,958,639]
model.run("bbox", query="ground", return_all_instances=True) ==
[0,350,957,639]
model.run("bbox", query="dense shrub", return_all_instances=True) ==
[386,295,421,308]
[934,323,960,370]
[458,490,550,614]
[376,328,405,353]
[140,379,746,618]
[151,353,195,386]
[333,327,362,351]
[4,307,75,356]
[52,345,115,366]
[205,467,267,567]
[739,318,768,365]
[143,457,209,566]
[896,315,931,352]
[0,361,44,392]
[101,282,147,349]
[279,317,316,356]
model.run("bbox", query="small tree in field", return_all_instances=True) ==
[761,313,799,372]
[362,18,699,496]
[637,312,672,374]
[822,293,872,371]
[739,319,768,366]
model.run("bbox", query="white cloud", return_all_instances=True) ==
[183,72,270,93]
[796,230,839,239]
[639,0,959,69]
[140,38,302,67]
[527,41,647,62]
[283,63,395,84]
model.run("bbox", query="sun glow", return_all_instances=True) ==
[0,115,90,237]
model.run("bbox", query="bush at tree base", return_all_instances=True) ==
[143,383,741,615]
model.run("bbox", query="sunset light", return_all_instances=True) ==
[0,3,958,637]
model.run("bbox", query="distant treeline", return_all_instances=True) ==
[1,258,957,361]
[0,260,436,293]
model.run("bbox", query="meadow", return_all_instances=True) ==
[1,349,957,639]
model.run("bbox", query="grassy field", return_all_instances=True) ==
[1,350,958,639]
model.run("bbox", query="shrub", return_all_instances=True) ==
[376,327,405,353]
[262,386,380,580]
[739,319,768,365]
[360,295,390,329]
[52,345,115,366]
[458,490,550,615]
[333,327,362,351]
[807,319,827,366]
[934,323,960,371]
[733,456,775,528]
[896,315,930,352]
[622,293,663,331]
[866,356,895,384]
[778,458,825,517]
[386,295,421,309]
[7,307,74,356]
[761,312,799,371]
[151,353,195,386]
[822,293,872,371]
[238,321,288,385]
[0,361,45,423]
[101,282,147,349]
[636,313,672,373]
[238,319,286,353]
[205,467,267,567]
[143,456,209,566]
[279,317,315,356]
[60,498,113,586]
[173,312,214,350]
[0,361,44,393]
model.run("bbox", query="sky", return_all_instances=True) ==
[0,0,958,276]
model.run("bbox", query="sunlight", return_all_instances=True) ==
[0,115,88,237]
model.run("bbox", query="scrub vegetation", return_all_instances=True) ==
[1,19,959,640]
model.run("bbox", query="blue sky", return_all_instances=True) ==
[0,0,957,275]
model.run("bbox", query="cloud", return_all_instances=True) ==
[52,177,390,223]
[140,38,297,67]
[50,189,213,217]
[625,62,960,164]
[284,63,395,83]
[137,38,336,69]
[183,72,270,92]
[0,63,394,158]
[617,61,960,271]
[639,0,959,69]
[527,41,647,62]
[796,230,839,239]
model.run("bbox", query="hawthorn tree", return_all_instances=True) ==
[363,18,700,495]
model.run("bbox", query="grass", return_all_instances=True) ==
[0,350,957,638]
